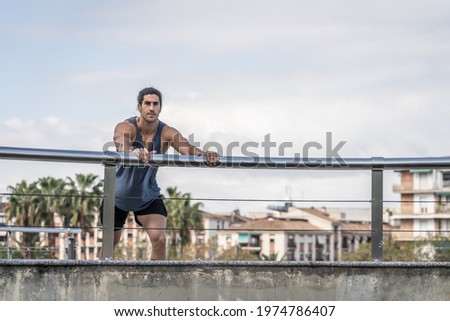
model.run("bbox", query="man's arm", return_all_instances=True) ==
[113,122,136,152]
[114,121,152,162]
[162,125,219,165]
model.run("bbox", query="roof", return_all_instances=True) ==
[340,222,393,235]
[221,217,324,233]
[201,210,249,223]
[293,207,337,223]
[340,222,371,235]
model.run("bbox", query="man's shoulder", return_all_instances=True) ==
[115,118,136,133]
[160,123,178,136]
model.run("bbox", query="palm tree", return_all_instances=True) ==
[36,177,67,258]
[5,180,42,258]
[164,186,203,259]
[165,187,183,247]
[65,174,103,259]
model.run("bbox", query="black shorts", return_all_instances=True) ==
[99,197,167,231]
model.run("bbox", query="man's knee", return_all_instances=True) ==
[151,231,166,247]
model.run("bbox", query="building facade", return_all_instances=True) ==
[391,169,450,241]
[217,207,378,261]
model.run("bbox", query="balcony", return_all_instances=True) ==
[239,234,261,251]
[437,204,450,213]
[392,184,441,194]
[393,184,412,193]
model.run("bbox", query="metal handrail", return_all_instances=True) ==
[0,226,82,234]
[0,226,82,260]
[1,146,450,169]
[2,145,450,261]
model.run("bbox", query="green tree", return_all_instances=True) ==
[341,238,428,261]
[65,174,103,259]
[427,235,450,262]
[260,252,286,261]
[5,180,42,258]
[36,176,67,258]
[215,246,260,261]
[164,186,203,259]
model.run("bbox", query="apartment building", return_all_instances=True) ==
[391,169,450,241]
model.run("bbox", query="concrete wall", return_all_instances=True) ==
[1,260,449,301]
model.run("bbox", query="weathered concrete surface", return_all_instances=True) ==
[0,260,449,300]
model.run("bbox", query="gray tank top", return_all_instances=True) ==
[115,117,166,212]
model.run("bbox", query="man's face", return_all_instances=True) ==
[139,94,161,122]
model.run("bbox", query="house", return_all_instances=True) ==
[195,210,248,243]
[217,206,382,261]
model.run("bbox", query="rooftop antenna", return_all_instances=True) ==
[266,185,293,213]
[285,185,293,208]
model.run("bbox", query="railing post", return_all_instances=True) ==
[371,168,384,261]
[67,235,76,260]
[101,163,116,259]
[7,230,12,260]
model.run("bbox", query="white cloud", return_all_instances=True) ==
[64,68,152,85]
[1,116,111,150]
[4,117,36,130]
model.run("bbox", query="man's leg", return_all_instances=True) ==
[113,230,123,246]
[99,229,123,259]
[138,214,166,260]
[98,201,128,259]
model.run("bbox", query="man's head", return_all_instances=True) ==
[137,87,162,123]
[137,87,162,106]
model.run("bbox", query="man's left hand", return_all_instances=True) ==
[203,150,220,166]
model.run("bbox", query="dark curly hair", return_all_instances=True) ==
[137,87,162,106]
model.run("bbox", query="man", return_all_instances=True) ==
[101,87,219,260]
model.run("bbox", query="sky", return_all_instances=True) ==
[1,0,450,215]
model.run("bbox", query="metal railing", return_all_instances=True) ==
[0,226,82,259]
[1,145,450,261]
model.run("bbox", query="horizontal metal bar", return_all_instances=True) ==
[1,146,450,170]
[0,226,82,234]
[0,146,116,164]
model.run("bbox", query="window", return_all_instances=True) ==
[239,233,260,247]
[414,219,435,237]
[238,233,249,244]
[439,220,449,237]
[443,172,450,187]
[270,234,275,254]
[249,234,260,247]
[420,197,428,213]
[287,235,295,247]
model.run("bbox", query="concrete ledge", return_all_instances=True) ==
[1,260,449,300]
